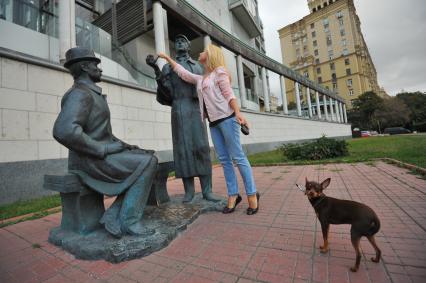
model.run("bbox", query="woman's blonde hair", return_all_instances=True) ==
[205,44,231,81]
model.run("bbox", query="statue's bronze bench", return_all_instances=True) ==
[44,161,174,235]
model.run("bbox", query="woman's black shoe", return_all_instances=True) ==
[246,192,260,215]
[222,194,242,214]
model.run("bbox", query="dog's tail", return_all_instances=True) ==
[367,217,381,236]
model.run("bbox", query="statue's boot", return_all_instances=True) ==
[182,177,195,203]
[100,195,124,238]
[122,222,155,236]
[119,156,158,236]
[200,174,222,202]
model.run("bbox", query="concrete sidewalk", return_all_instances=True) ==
[0,162,425,283]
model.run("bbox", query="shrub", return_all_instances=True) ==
[280,136,348,160]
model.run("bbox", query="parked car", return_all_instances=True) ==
[383,127,411,135]
[361,131,371,137]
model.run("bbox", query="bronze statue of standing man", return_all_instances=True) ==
[147,35,220,203]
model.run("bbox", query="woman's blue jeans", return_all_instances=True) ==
[210,117,257,196]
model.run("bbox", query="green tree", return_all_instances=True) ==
[348,91,384,130]
[396,91,426,130]
[373,97,411,132]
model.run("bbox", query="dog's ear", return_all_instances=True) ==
[320,178,331,190]
[305,177,309,184]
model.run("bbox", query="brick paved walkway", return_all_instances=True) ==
[1,162,426,283]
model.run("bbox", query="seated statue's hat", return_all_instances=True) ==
[64,47,101,69]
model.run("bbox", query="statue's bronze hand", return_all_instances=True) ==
[106,142,125,155]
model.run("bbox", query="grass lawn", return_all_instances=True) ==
[0,195,61,223]
[248,134,426,168]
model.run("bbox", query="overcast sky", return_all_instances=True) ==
[258,0,426,98]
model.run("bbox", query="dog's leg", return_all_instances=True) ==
[350,232,362,272]
[320,221,330,253]
[367,235,381,263]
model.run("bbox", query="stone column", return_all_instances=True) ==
[306,88,313,118]
[343,104,348,123]
[323,94,329,121]
[329,97,335,121]
[58,0,76,62]
[339,102,344,123]
[261,67,270,112]
[315,91,322,119]
[280,76,288,114]
[236,55,247,109]
[335,100,341,123]
[153,1,167,68]
[203,35,211,48]
[295,82,302,117]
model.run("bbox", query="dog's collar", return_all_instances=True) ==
[311,194,327,209]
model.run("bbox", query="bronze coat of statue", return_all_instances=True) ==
[147,35,220,203]
[53,47,158,238]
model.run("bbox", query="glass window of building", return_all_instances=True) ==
[328,49,334,59]
[333,82,338,89]
[312,31,316,38]
[331,73,337,80]
[313,40,317,47]
[339,18,344,26]
[349,89,354,96]
[347,79,353,87]
[314,49,319,56]
[318,77,322,83]
[303,37,307,43]
[326,35,332,46]
[323,18,329,25]
[317,67,321,74]
[324,24,330,33]
[330,62,335,70]
[311,23,315,29]
[345,58,350,65]
[315,58,320,64]
[342,39,347,46]
[340,29,346,36]
[337,11,343,18]
[346,68,351,75]
[343,48,349,56]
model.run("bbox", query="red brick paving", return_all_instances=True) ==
[1,162,426,282]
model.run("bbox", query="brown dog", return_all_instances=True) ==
[300,178,381,272]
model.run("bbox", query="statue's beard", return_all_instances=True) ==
[89,73,101,82]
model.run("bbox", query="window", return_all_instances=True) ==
[337,11,343,18]
[315,58,320,64]
[346,68,351,76]
[343,48,349,56]
[323,18,329,25]
[311,23,315,29]
[339,18,344,26]
[326,35,332,46]
[330,62,335,70]
[303,37,307,44]
[331,73,337,81]
[333,83,338,89]
[328,49,334,59]
[349,89,354,96]
[326,86,330,90]
[318,77,323,83]
[340,29,346,36]
[313,40,318,47]
[342,39,347,46]
[317,67,321,74]
[312,31,316,38]
[303,71,309,78]
[296,48,300,57]
[314,49,319,56]
[345,58,350,65]
[324,24,330,33]
[347,79,353,87]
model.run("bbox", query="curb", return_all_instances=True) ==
[377,158,426,176]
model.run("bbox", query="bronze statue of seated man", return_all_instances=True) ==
[53,47,158,238]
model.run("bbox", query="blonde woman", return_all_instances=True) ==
[158,44,259,215]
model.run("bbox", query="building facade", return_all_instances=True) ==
[0,0,351,204]
[279,0,387,109]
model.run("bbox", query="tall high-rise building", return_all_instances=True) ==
[278,0,387,108]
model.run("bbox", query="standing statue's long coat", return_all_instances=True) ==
[156,55,211,178]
